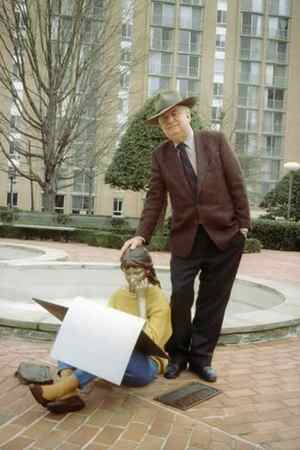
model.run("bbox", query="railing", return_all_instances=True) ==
[266,51,288,64]
[265,99,284,110]
[177,65,199,77]
[241,24,262,37]
[238,97,258,108]
[263,124,284,134]
[150,39,173,52]
[149,62,172,76]
[152,14,175,28]
[240,48,261,61]
[239,72,260,84]
[260,147,282,157]
[240,0,263,13]
[265,76,288,89]
[268,29,288,40]
[178,42,200,53]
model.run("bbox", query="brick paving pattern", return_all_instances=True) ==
[0,238,300,449]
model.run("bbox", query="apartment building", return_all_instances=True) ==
[0,0,299,216]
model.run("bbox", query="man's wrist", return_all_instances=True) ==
[240,228,248,237]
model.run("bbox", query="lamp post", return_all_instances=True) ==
[283,161,300,220]
[8,159,19,209]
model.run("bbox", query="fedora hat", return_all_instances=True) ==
[147,90,197,125]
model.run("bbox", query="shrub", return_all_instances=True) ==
[244,238,262,253]
[249,219,300,251]
[0,206,19,224]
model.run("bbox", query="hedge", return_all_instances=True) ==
[249,219,300,251]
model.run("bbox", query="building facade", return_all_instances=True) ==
[0,0,299,217]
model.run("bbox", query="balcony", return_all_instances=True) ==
[152,14,175,28]
[177,65,199,78]
[268,28,288,40]
[149,63,172,76]
[241,24,262,37]
[178,42,201,54]
[240,48,261,61]
[265,99,284,110]
[265,76,288,89]
[239,72,260,84]
[263,124,284,134]
[240,0,264,14]
[266,51,288,65]
[261,147,282,158]
[150,39,173,52]
[238,97,258,108]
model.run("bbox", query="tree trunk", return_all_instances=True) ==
[43,183,56,213]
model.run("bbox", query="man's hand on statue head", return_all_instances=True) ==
[120,236,145,256]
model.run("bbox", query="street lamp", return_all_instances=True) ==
[8,159,19,209]
[283,161,300,220]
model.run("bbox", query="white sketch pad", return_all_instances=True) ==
[51,297,145,385]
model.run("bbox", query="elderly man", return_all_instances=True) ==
[122,90,251,382]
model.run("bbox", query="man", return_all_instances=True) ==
[121,90,250,382]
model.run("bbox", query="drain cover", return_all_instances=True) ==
[155,382,221,410]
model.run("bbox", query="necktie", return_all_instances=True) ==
[177,142,197,195]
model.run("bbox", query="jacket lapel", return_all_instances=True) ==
[194,131,210,196]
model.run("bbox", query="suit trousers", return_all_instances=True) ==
[165,225,245,367]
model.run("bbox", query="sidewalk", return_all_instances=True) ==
[0,239,300,450]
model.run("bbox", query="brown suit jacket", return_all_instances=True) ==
[136,130,251,257]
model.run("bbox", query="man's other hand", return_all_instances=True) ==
[120,236,145,256]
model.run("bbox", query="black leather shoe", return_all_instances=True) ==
[190,365,217,382]
[164,361,187,379]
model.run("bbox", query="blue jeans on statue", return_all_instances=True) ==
[58,350,159,388]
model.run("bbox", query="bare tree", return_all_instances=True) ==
[0,0,136,212]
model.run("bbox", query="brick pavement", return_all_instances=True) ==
[0,238,300,449]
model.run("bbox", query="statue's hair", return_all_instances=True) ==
[120,246,161,287]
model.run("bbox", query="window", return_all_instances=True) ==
[152,3,175,27]
[149,52,172,75]
[261,159,281,181]
[241,12,262,36]
[121,23,132,41]
[213,82,224,97]
[216,36,226,51]
[120,70,130,89]
[214,59,225,74]
[263,111,284,133]
[267,41,288,64]
[240,0,263,13]
[113,198,123,217]
[236,109,257,131]
[177,54,199,77]
[7,192,18,208]
[240,61,260,84]
[73,170,95,193]
[148,76,170,96]
[268,17,289,40]
[238,85,258,107]
[240,37,262,60]
[72,195,94,214]
[10,115,22,131]
[178,30,201,53]
[268,0,290,16]
[265,64,287,88]
[263,135,282,156]
[121,48,131,64]
[211,106,223,121]
[265,88,284,109]
[55,195,65,213]
[150,27,173,51]
[179,5,202,30]
[217,10,227,24]
[176,78,199,97]
[235,133,257,155]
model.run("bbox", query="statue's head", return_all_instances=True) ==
[120,246,160,293]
